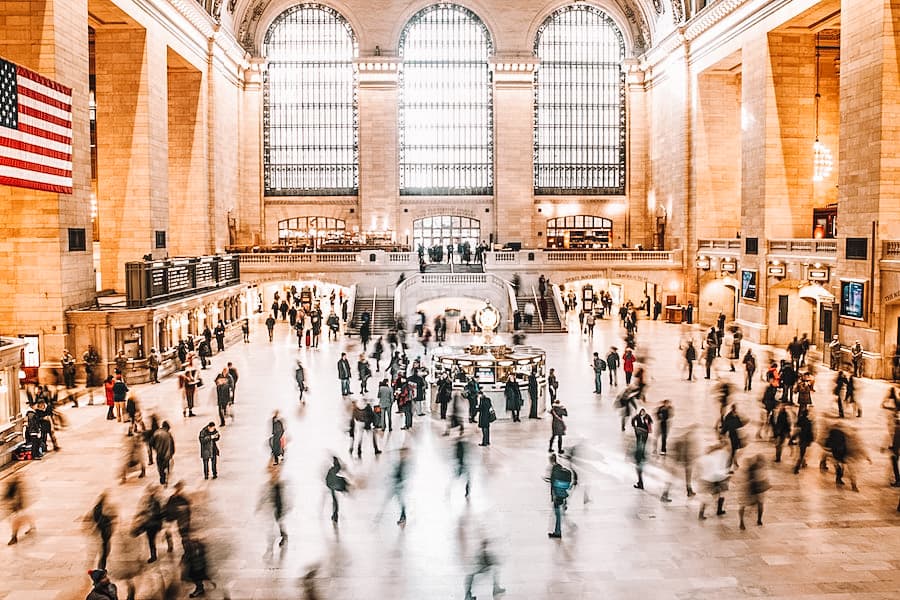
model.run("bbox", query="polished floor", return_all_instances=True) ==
[2,311,900,600]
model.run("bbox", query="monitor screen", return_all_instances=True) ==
[741,270,757,301]
[840,280,865,320]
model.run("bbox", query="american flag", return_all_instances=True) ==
[0,57,73,194]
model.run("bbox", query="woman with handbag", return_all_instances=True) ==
[549,399,568,453]
[477,392,496,447]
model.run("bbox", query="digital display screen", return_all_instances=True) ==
[741,270,757,301]
[840,281,865,320]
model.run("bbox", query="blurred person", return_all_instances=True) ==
[295,360,307,404]
[270,411,285,465]
[454,433,473,499]
[477,393,495,447]
[325,456,350,523]
[163,481,191,552]
[548,398,568,454]
[178,366,198,418]
[198,422,220,480]
[463,538,506,600]
[738,454,769,530]
[655,399,672,455]
[772,403,791,463]
[348,398,381,458]
[890,413,900,487]
[121,431,146,483]
[720,404,745,470]
[545,453,575,539]
[259,466,290,554]
[151,421,175,486]
[703,343,716,379]
[182,536,210,597]
[792,407,815,474]
[378,447,411,526]
[357,353,372,394]
[661,428,698,502]
[742,349,756,391]
[132,485,165,563]
[85,569,118,600]
[446,388,466,436]
[845,373,860,417]
[227,362,239,402]
[696,443,730,520]
[4,472,35,545]
[88,492,116,570]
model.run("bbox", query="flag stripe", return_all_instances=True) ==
[17,83,71,112]
[18,94,72,127]
[17,117,72,144]
[0,144,72,171]
[0,136,71,162]
[0,129,72,155]
[0,155,71,177]
[0,174,73,194]
[0,163,73,186]
[16,65,72,100]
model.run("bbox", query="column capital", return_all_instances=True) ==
[354,57,401,88]
[490,58,539,87]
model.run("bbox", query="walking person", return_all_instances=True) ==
[738,454,769,530]
[548,398,568,453]
[112,374,128,422]
[104,375,115,420]
[270,411,285,465]
[772,404,791,463]
[4,473,35,545]
[295,360,307,404]
[477,393,496,446]
[720,405,745,470]
[151,421,175,486]
[606,347,620,386]
[259,466,290,555]
[147,348,160,384]
[214,368,233,427]
[325,456,350,523]
[337,353,352,396]
[504,373,523,422]
[182,536,211,597]
[89,492,116,570]
[357,353,372,394]
[132,485,165,563]
[655,399,672,455]
[546,453,575,539]
[547,368,559,403]
[793,407,815,474]
[378,379,394,431]
[592,352,606,394]
[742,349,756,391]
[463,539,506,600]
[696,443,730,520]
[198,422,220,480]
[631,408,652,489]
[85,569,118,600]
[265,315,276,342]
[683,340,697,381]
[378,447,411,526]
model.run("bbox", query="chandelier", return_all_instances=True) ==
[812,35,833,182]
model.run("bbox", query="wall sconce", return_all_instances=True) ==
[721,259,737,273]
[767,264,785,278]
[696,256,710,270]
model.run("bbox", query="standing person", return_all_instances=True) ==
[888,413,900,487]
[132,485,165,563]
[606,347,620,386]
[327,310,340,341]
[197,339,211,370]
[656,399,672,455]
[372,337,384,372]
[477,393,495,447]
[227,362,239,402]
[337,353,352,396]
[585,311,595,337]
[85,569,118,600]
[147,348,160,384]
[270,411,285,465]
[592,352,606,394]
[720,405,745,470]
[112,374,128,423]
[704,344,716,379]
[61,349,76,389]
[241,319,250,343]
[799,333,810,367]
[742,350,756,391]
[506,373,524,424]
[465,376,480,423]
[325,456,349,523]
[548,398,568,453]
[265,315,276,342]
[793,407,815,474]
[115,351,128,384]
[696,443,730,520]
[684,340,697,381]
[435,372,452,420]
[4,473,35,545]
[294,360,307,404]
[104,375,115,420]
[214,368,233,427]
[546,453,575,539]
[377,379,394,431]
[738,454,769,530]
[834,370,848,419]
[851,341,864,377]
[463,539,506,600]
[409,362,428,416]
[622,348,636,385]
[631,408,652,489]
[829,334,842,370]
[772,404,791,463]
[83,345,101,388]
[214,321,226,353]
[179,366,198,418]
[89,493,115,570]
[528,368,539,419]
[547,367,559,403]
[151,421,175,486]
[198,422,220,480]
[357,353,372,394]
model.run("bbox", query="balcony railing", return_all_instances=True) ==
[767,239,837,257]
[883,240,900,259]
[697,238,741,250]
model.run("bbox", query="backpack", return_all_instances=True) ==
[551,467,573,499]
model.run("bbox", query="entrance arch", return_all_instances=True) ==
[412,215,481,252]
[546,215,612,249]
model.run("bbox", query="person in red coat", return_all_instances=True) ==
[623,349,636,385]
[103,376,115,420]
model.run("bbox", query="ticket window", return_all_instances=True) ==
[546,216,613,249]
[115,327,145,359]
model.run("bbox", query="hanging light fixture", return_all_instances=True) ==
[813,35,833,182]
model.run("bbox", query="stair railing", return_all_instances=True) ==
[550,284,568,332]
[531,285,545,334]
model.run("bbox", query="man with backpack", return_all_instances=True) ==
[546,453,576,539]
[592,352,606,394]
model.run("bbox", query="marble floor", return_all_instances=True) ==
[2,312,900,600]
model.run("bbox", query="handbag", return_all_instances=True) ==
[489,408,497,423]
[196,377,204,388]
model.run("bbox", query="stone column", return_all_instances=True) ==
[238,58,264,245]
[95,26,170,291]
[625,60,650,249]
[492,59,537,248]
[836,0,900,373]
[0,0,95,374]
[356,58,400,234]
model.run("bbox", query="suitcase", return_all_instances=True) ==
[13,442,33,461]
[305,331,311,347]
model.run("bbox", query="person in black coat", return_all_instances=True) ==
[133,486,165,563]
[504,374,523,422]
[528,369,540,419]
[793,407,815,474]
[779,362,797,404]
[548,399,568,453]
[182,537,210,597]
[270,412,285,465]
[720,405,745,469]
[435,373,452,420]
[477,393,494,446]
[772,405,791,463]
[199,423,220,480]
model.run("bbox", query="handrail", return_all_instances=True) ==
[346,283,357,327]
[550,284,568,332]
[505,280,517,332]
[531,285,545,334]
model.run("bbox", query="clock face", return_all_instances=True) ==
[478,305,499,329]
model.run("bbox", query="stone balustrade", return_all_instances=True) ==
[767,239,838,259]
[883,240,900,259]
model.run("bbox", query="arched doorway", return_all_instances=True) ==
[545,215,612,249]
[277,217,347,248]
[412,215,481,252]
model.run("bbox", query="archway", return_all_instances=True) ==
[412,215,482,253]
[698,274,738,326]
[545,215,613,249]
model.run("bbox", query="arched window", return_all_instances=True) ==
[263,5,358,195]
[413,215,481,251]
[278,216,347,244]
[534,6,626,194]
[546,215,613,249]
[399,5,493,195]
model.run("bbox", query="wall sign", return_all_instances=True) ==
[808,268,829,281]
[741,269,758,301]
[721,261,737,273]
[767,265,785,277]
[839,280,865,320]
[696,257,710,270]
